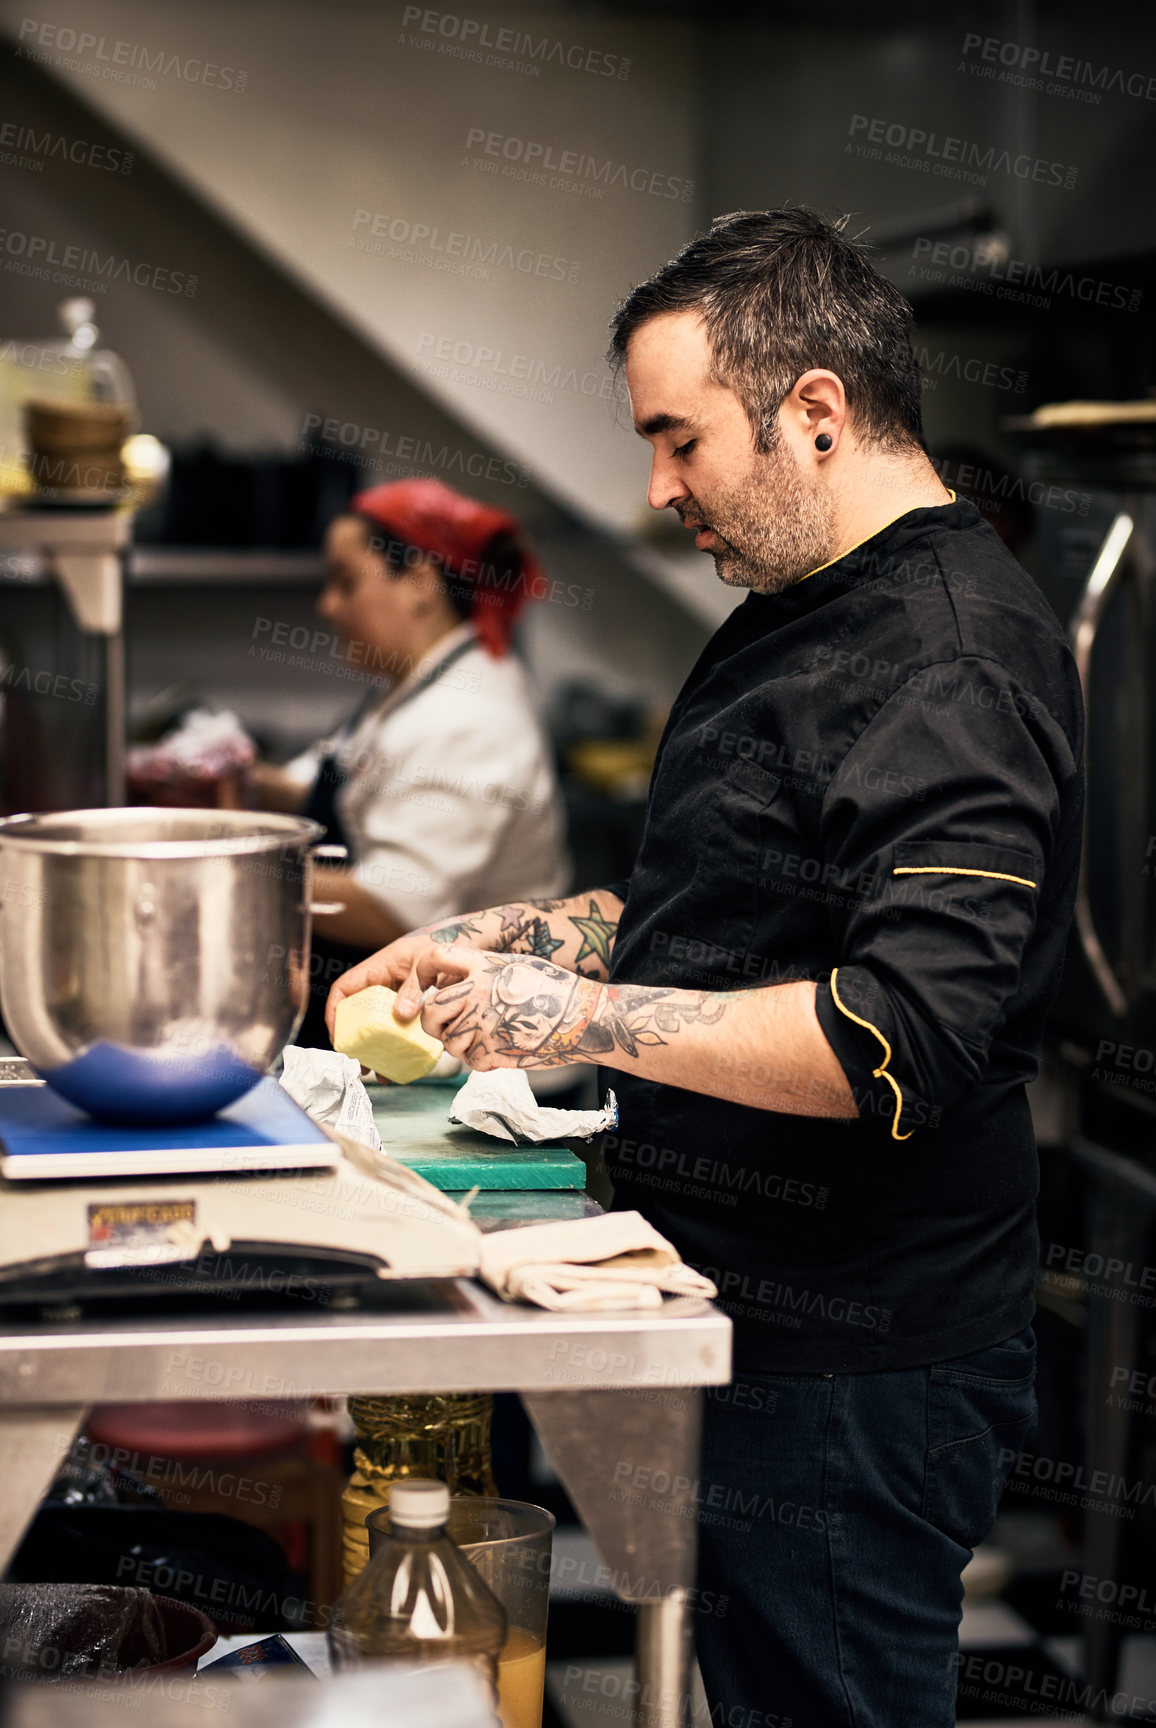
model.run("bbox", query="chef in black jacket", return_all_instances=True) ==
[329,209,1084,1728]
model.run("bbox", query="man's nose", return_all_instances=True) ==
[317,586,338,620]
[647,454,689,513]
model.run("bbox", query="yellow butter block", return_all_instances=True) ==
[333,985,443,1084]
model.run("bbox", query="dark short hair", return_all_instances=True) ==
[608,207,925,454]
[353,514,522,623]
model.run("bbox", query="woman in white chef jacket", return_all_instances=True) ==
[253,478,571,1059]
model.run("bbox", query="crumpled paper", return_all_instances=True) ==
[279,1046,384,1153]
[450,1068,617,1143]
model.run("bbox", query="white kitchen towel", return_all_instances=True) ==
[476,1211,717,1312]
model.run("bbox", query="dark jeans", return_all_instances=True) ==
[695,1328,1037,1728]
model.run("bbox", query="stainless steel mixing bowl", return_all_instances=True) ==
[0,808,328,1123]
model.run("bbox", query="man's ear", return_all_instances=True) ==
[783,369,847,454]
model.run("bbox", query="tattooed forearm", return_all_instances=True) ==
[410,890,624,983]
[434,955,731,1070]
[581,982,729,1060]
[429,916,484,945]
[483,898,618,981]
[570,902,617,971]
[424,953,856,1117]
[434,959,602,1066]
[491,912,565,961]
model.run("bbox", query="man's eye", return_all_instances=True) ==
[673,439,696,458]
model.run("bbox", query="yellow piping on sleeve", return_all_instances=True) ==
[892,866,1036,888]
[830,967,914,1142]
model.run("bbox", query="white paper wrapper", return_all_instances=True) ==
[278,1046,384,1153]
[450,1068,617,1144]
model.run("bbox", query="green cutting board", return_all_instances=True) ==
[368,1083,586,1191]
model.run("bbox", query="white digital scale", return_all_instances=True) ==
[0,1060,482,1311]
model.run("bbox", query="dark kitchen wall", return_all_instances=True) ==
[697,2,1156,275]
[0,12,719,750]
[2,0,1154,751]
[1,0,701,537]
[693,0,1156,477]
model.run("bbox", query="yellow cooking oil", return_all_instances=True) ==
[341,1392,497,1582]
[498,1624,547,1728]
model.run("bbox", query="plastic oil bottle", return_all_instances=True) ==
[328,1477,507,1706]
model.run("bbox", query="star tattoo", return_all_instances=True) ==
[571,900,617,971]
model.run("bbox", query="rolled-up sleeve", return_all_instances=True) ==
[812,656,1077,1138]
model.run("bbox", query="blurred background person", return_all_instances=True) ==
[252,478,571,1049]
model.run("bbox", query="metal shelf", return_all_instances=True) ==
[0,547,324,587]
[129,549,324,584]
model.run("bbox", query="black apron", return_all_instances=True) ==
[293,634,477,1048]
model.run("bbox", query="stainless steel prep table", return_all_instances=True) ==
[0,1229,730,1727]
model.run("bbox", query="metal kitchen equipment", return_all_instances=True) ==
[0,1066,726,1727]
[1009,404,1156,1717]
[0,509,132,805]
[0,301,140,805]
[0,808,332,1123]
[0,1016,730,1728]
[1009,405,1156,1061]
[0,1234,729,1728]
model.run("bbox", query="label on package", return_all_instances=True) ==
[85,1199,199,1268]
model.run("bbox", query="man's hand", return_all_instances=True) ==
[323,890,623,1040]
[415,950,606,1071]
[324,929,448,1041]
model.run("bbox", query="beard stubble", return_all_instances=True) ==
[687,439,837,595]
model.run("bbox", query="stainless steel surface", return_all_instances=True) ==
[309,841,348,915]
[0,549,326,587]
[0,808,324,1121]
[0,511,131,812]
[103,627,125,806]
[129,548,325,583]
[0,1285,730,1405]
[522,1388,704,1596]
[0,1287,729,1702]
[0,511,132,631]
[1069,512,1135,1019]
[524,1388,705,1725]
[1081,1189,1146,1721]
[1018,446,1156,1711]
[636,1593,695,1728]
[0,1058,41,1085]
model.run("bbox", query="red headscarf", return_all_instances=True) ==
[350,478,543,657]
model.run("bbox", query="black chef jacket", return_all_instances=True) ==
[604,498,1084,1373]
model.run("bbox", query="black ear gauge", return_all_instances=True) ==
[815,433,833,452]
